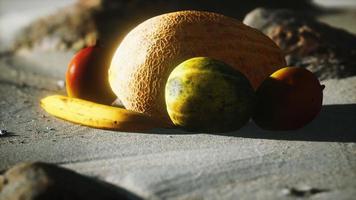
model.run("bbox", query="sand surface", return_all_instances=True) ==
[0,49,355,199]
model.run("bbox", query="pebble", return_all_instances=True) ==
[0,162,143,200]
[56,80,65,89]
[0,130,8,137]
[46,127,55,131]
[281,186,328,197]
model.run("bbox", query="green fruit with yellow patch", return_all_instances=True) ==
[165,57,255,132]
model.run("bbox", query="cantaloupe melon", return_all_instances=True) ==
[109,10,286,122]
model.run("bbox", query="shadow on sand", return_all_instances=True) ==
[154,104,356,143]
[222,104,356,142]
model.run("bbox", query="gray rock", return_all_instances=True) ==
[0,162,142,200]
[244,8,356,80]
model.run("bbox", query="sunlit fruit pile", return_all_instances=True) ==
[40,11,324,133]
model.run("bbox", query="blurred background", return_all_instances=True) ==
[0,0,355,84]
[0,0,75,51]
[1,0,356,52]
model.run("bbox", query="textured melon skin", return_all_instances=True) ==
[109,10,286,122]
[165,57,255,132]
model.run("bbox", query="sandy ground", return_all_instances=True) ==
[0,3,356,200]
[0,48,355,200]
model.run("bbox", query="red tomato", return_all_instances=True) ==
[66,45,115,104]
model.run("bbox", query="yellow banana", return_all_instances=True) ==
[40,95,169,131]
